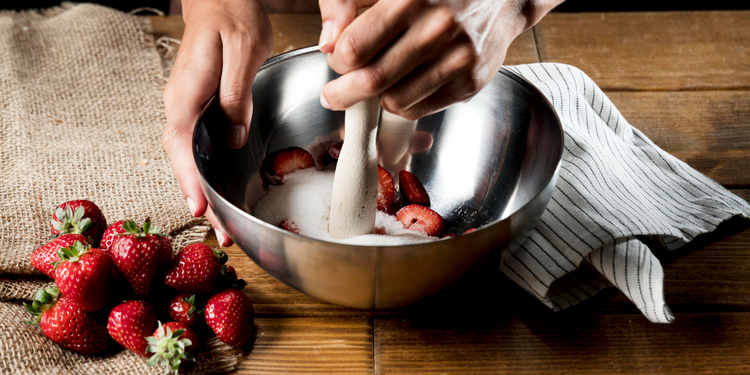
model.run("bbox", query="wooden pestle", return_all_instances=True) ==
[328,96,382,239]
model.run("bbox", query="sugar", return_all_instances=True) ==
[252,168,437,246]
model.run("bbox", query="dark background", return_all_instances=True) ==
[4,0,750,14]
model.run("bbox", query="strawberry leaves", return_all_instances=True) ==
[146,322,196,374]
[51,241,89,269]
[50,205,92,238]
[119,219,167,238]
[24,286,60,324]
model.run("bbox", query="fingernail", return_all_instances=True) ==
[320,94,330,109]
[215,228,227,247]
[318,21,332,50]
[227,124,246,149]
[186,197,197,216]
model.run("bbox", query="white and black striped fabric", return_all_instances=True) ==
[501,63,750,323]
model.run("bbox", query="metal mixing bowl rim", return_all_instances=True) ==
[194,45,564,248]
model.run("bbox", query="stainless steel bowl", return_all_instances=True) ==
[193,46,563,309]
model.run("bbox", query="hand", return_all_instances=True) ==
[162,0,273,246]
[317,0,561,120]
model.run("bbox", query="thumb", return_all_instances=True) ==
[318,0,377,53]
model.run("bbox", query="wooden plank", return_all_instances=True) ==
[213,190,750,317]
[606,90,750,187]
[374,313,750,374]
[146,15,539,63]
[504,29,539,65]
[534,11,750,90]
[238,317,373,374]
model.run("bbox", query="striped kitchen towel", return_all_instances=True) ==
[501,63,750,323]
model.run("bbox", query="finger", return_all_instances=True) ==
[408,131,434,153]
[206,207,234,247]
[398,71,491,120]
[326,0,414,74]
[317,0,377,53]
[380,41,475,115]
[218,28,272,149]
[321,5,460,110]
[163,32,223,218]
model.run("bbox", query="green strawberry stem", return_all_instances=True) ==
[218,265,248,291]
[24,286,60,325]
[51,205,92,237]
[146,322,195,375]
[213,248,228,265]
[119,219,167,238]
[183,294,201,317]
[51,241,90,269]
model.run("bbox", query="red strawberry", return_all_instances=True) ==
[260,147,315,186]
[50,200,107,246]
[463,228,477,235]
[399,170,430,207]
[146,321,198,373]
[107,300,158,357]
[396,204,445,237]
[278,219,301,234]
[165,244,226,293]
[100,219,126,255]
[205,289,255,347]
[53,241,112,312]
[377,165,395,211]
[30,234,89,278]
[110,220,172,297]
[25,286,109,354]
[168,293,202,327]
[322,140,343,166]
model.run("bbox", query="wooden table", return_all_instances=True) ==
[149,10,750,374]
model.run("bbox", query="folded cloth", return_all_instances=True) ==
[501,63,750,323]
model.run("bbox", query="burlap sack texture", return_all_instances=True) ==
[0,3,243,374]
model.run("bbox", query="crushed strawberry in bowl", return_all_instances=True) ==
[192,46,563,310]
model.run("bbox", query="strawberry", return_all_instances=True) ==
[146,321,198,373]
[53,241,112,312]
[164,244,226,293]
[107,300,158,357]
[278,219,301,234]
[260,147,315,186]
[377,165,395,212]
[30,234,89,278]
[99,219,126,255]
[168,293,202,327]
[396,204,445,237]
[398,170,431,207]
[205,289,255,347]
[322,140,343,166]
[50,200,107,246]
[25,286,109,354]
[110,220,172,297]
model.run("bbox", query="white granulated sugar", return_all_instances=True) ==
[252,168,437,246]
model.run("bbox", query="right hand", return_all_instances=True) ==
[162,0,273,246]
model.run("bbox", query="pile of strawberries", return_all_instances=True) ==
[26,200,254,373]
[261,143,475,238]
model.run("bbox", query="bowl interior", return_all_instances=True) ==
[194,47,563,242]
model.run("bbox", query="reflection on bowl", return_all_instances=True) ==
[193,46,563,309]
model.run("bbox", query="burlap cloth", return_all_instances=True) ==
[0,3,243,373]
